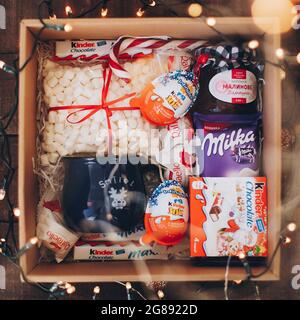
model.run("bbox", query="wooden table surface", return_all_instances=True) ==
[0,0,300,300]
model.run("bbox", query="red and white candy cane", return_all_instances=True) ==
[109,36,206,80]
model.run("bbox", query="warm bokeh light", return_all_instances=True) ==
[13,207,21,217]
[64,24,73,32]
[125,282,132,290]
[188,3,203,18]
[93,286,100,294]
[206,17,216,27]
[101,7,108,17]
[65,5,73,16]
[297,53,300,64]
[248,40,260,49]
[0,188,5,200]
[251,0,295,34]
[275,48,285,59]
[287,222,297,232]
[136,8,145,17]
[157,290,165,299]
[29,237,38,245]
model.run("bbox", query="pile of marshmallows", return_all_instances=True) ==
[41,53,190,166]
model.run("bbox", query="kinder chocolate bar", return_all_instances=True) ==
[189,177,267,258]
[193,113,262,177]
[55,40,115,60]
[73,239,189,261]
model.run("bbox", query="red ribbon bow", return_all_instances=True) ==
[49,68,139,154]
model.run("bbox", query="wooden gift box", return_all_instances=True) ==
[18,18,281,282]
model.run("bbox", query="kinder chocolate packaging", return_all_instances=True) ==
[193,45,264,114]
[189,177,268,258]
[193,113,262,177]
[141,180,189,246]
[73,239,189,261]
[157,116,196,186]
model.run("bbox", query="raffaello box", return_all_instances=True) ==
[189,177,267,258]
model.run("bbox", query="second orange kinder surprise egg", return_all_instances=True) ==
[141,180,189,246]
[130,70,199,126]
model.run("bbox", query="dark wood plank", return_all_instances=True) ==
[0,53,18,135]
[0,136,18,221]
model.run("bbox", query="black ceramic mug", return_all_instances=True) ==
[62,157,147,233]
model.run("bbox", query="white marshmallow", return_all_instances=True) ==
[54,68,64,79]
[42,142,56,153]
[49,96,58,107]
[59,77,71,88]
[54,133,65,144]
[128,118,138,129]
[48,152,59,164]
[132,110,141,118]
[54,123,64,134]
[64,69,75,80]
[55,143,68,156]
[40,154,50,166]
[44,84,53,97]
[73,86,84,98]
[78,71,89,85]
[48,76,58,88]
[81,88,93,99]
[56,92,65,102]
[91,77,103,90]
[80,126,90,138]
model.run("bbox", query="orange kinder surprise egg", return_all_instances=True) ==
[141,180,189,246]
[130,70,198,126]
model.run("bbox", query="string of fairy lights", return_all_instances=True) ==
[0,0,299,300]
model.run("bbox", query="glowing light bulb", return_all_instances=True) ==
[67,286,76,294]
[149,0,156,6]
[136,8,145,17]
[238,252,246,260]
[0,238,5,242]
[206,17,216,27]
[13,207,21,217]
[65,283,72,289]
[275,48,285,59]
[101,7,108,17]
[0,188,5,200]
[93,286,100,294]
[30,237,38,245]
[157,290,164,299]
[287,222,296,232]
[234,280,242,285]
[248,40,260,49]
[64,24,73,32]
[188,3,203,17]
[284,236,291,244]
[297,53,300,64]
[0,61,5,70]
[125,282,132,290]
[65,5,73,17]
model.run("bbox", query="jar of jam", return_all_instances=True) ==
[192,46,264,114]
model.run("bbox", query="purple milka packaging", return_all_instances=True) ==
[193,113,262,177]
